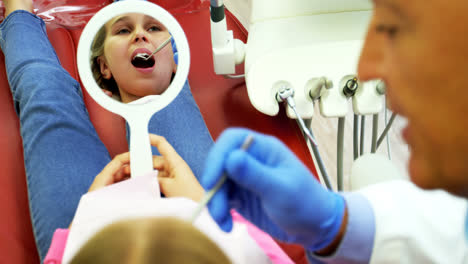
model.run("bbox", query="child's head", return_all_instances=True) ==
[91,13,177,103]
[70,217,231,263]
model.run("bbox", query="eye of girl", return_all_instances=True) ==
[148,25,162,32]
[115,27,131,35]
[376,24,399,39]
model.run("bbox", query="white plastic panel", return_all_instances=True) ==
[244,11,371,117]
[319,74,349,118]
[353,80,385,115]
[246,39,365,118]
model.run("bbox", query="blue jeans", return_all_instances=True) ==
[0,11,213,260]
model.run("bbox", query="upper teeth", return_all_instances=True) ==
[134,53,149,59]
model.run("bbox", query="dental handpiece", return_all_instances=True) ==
[276,86,318,146]
[190,135,255,223]
[135,35,173,61]
[285,96,318,147]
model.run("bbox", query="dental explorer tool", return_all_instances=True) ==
[191,135,254,223]
[135,35,173,61]
[276,85,333,191]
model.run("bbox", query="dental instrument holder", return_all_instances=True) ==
[276,85,333,190]
[276,86,317,146]
[308,77,333,100]
[238,0,371,117]
[210,1,245,75]
[352,79,385,115]
[342,77,359,98]
[76,1,191,196]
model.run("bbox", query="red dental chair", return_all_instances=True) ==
[0,1,318,263]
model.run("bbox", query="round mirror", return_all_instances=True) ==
[89,12,178,105]
[77,0,190,183]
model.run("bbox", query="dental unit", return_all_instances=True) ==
[209,0,401,191]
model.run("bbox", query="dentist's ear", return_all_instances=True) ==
[97,56,112,79]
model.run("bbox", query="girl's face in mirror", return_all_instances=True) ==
[98,13,176,103]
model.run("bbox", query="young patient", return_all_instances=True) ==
[45,134,294,264]
[71,217,232,264]
[90,12,177,103]
[0,0,209,260]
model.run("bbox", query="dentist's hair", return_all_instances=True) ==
[71,217,231,264]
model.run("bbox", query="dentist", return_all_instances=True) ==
[201,0,468,263]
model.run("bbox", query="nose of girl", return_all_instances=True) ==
[133,28,149,43]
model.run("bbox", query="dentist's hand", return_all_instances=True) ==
[201,128,346,251]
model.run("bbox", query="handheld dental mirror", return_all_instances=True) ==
[77,0,190,197]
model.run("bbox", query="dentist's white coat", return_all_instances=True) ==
[359,180,468,263]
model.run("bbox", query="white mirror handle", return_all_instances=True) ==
[126,112,158,188]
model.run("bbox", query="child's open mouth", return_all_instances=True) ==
[131,53,156,68]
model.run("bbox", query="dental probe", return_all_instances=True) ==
[135,35,173,60]
[190,135,255,223]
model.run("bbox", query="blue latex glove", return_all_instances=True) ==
[201,128,346,251]
[170,35,178,65]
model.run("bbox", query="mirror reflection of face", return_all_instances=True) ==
[93,13,177,104]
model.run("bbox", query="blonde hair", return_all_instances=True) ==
[70,217,232,264]
[90,25,119,95]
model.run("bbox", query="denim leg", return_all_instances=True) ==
[148,81,214,179]
[0,11,111,260]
